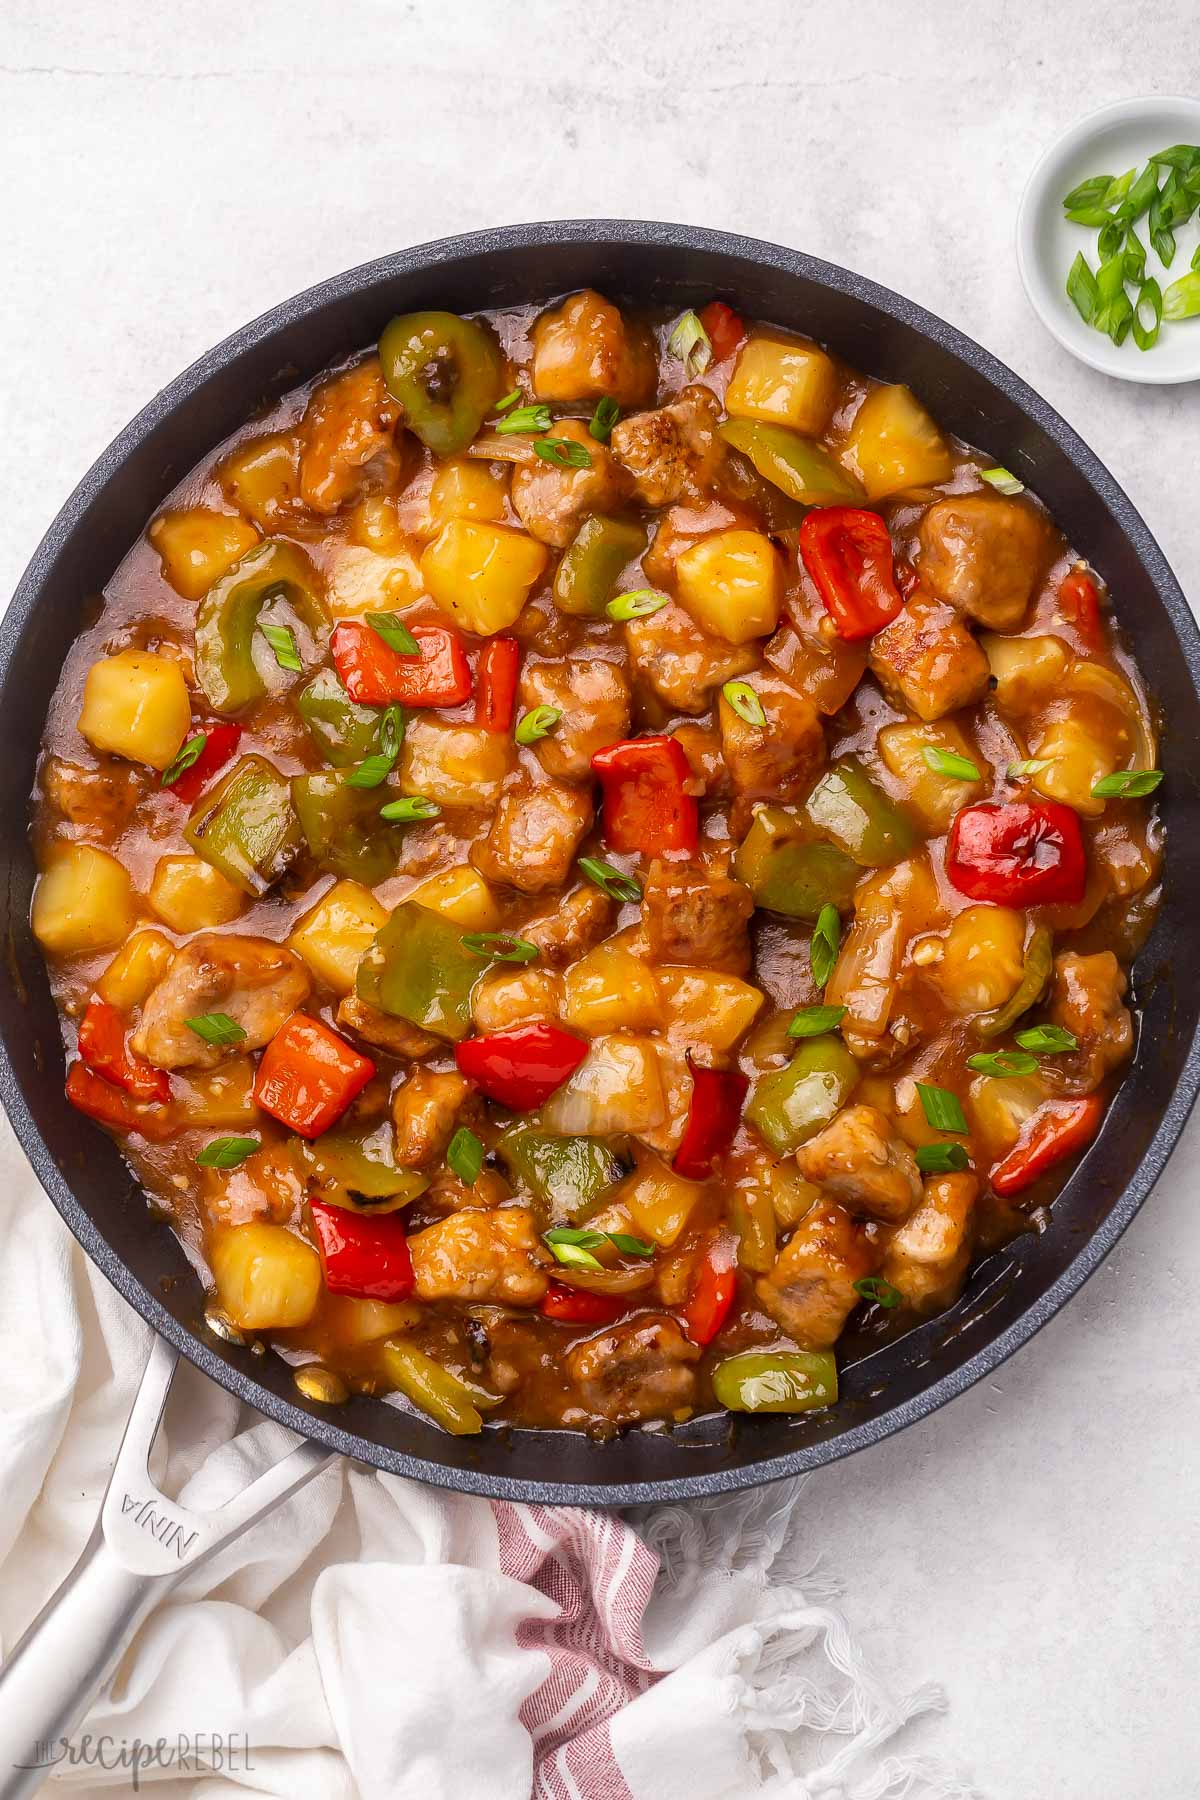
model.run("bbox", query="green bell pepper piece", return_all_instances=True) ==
[184,754,302,896]
[295,1123,428,1211]
[746,1035,860,1155]
[499,1130,625,1225]
[719,419,865,507]
[194,540,328,715]
[379,1340,484,1435]
[295,668,382,768]
[974,926,1054,1040]
[553,515,647,617]
[804,757,915,867]
[356,901,480,1041]
[734,805,860,919]
[291,771,404,885]
[378,311,504,457]
[712,1350,838,1413]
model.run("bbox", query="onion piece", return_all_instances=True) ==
[546,1261,656,1296]
[537,1034,665,1137]
[465,432,539,465]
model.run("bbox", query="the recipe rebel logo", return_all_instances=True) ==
[13,1733,255,1789]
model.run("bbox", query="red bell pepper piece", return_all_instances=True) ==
[455,1021,588,1111]
[673,1060,749,1180]
[1059,569,1103,652]
[682,1235,738,1347]
[540,1282,628,1326]
[698,300,746,363]
[253,1013,375,1138]
[947,801,1086,907]
[309,1198,415,1301]
[77,998,170,1103]
[167,722,242,805]
[591,736,699,857]
[991,1094,1104,1198]
[798,507,904,641]
[331,621,472,708]
[475,636,520,733]
[65,1061,169,1139]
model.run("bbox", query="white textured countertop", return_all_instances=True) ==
[2,5,1197,1794]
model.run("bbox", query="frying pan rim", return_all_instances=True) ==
[3,218,1198,1505]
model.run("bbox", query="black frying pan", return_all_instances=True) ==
[2,221,1198,1515]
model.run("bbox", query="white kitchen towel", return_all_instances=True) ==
[0,1132,979,1800]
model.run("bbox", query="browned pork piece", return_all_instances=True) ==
[917,491,1051,630]
[564,1316,700,1425]
[880,1172,977,1313]
[392,1069,471,1169]
[868,595,992,722]
[624,600,758,715]
[41,755,148,840]
[408,1208,550,1305]
[297,357,402,514]
[132,935,311,1071]
[470,773,594,894]
[1041,951,1134,1096]
[518,658,632,782]
[610,385,727,507]
[756,1202,881,1346]
[642,859,755,975]
[529,289,657,408]
[511,420,632,548]
[796,1104,923,1225]
[336,996,440,1059]
[717,670,825,803]
[521,886,615,967]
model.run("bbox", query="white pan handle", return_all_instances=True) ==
[0,1336,332,1799]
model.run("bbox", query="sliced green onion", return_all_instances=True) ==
[605,1232,656,1259]
[787,1003,848,1039]
[1132,277,1164,352]
[667,309,713,379]
[915,1082,968,1135]
[915,1141,970,1174]
[260,622,302,672]
[345,704,406,790]
[447,1126,483,1185]
[979,466,1024,496]
[923,746,981,781]
[546,1239,604,1271]
[810,903,841,991]
[461,932,539,963]
[186,1012,247,1047]
[722,679,766,727]
[1149,145,1200,174]
[1062,174,1115,211]
[1007,758,1052,780]
[161,732,207,787]
[196,1135,259,1170]
[1193,241,1200,274]
[515,705,561,745]
[533,437,592,470]
[496,403,553,435]
[1091,768,1163,799]
[543,1226,655,1260]
[579,855,641,904]
[369,613,420,657]
[494,388,522,414]
[966,1050,1040,1077]
[1066,252,1099,324]
[606,589,668,622]
[544,1227,606,1248]
[1015,1024,1079,1054]
[589,397,620,442]
[1162,272,1200,321]
[379,795,441,821]
[853,1276,902,1310]
[1103,168,1138,206]
[1124,226,1148,285]
[1118,162,1161,225]
[1065,205,1118,228]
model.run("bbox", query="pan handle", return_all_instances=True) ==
[0,1336,332,1800]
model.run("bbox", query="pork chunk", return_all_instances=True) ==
[610,385,727,507]
[132,935,311,1071]
[718,669,825,803]
[564,1315,700,1425]
[511,420,632,548]
[408,1207,549,1306]
[391,1069,470,1169]
[917,492,1051,631]
[41,755,148,841]
[471,968,563,1033]
[1041,950,1133,1095]
[529,290,657,408]
[518,658,632,782]
[868,595,991,722]
[336,995,441,1059]
[521,885,615,968]
[796,1104,922,1225]
[642,859,755,975]
[625,600,757,716]
[879,1173,977,1313]
[756,1202,881,1347]
[298,358,403,514]
[470,773,593,895]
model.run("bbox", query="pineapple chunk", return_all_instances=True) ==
[982,634,1072,715]
[426,458,509,533]
[148,508,260,601]
[878,719,985,833]
[97,930,175,1010]
[420,519,547,635]
[210,1222,321,1330]
[323,1293,423,1346]
[562,944,661,1036]
[288,879,388,994]
[656,967,764,1051]
[725,334,838,435]
[217,431,303,530]
[32,844,137,956]
[175,1057,260,1128]
[472,967,563,1032]
[325,542,425,618]
[399,718,514,809]
[623,1160,706,1248]
[675,528,782,644]
[1030,715,1114,818]
[347,494,406,554]
[846,385,952,500]
[149,854,245,932]
[407,865,501,931]
[968,1073,1050,1159]
[939,906,1026,1014]
[78,650,191,771]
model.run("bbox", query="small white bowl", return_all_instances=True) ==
[1017,95,1200,385]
